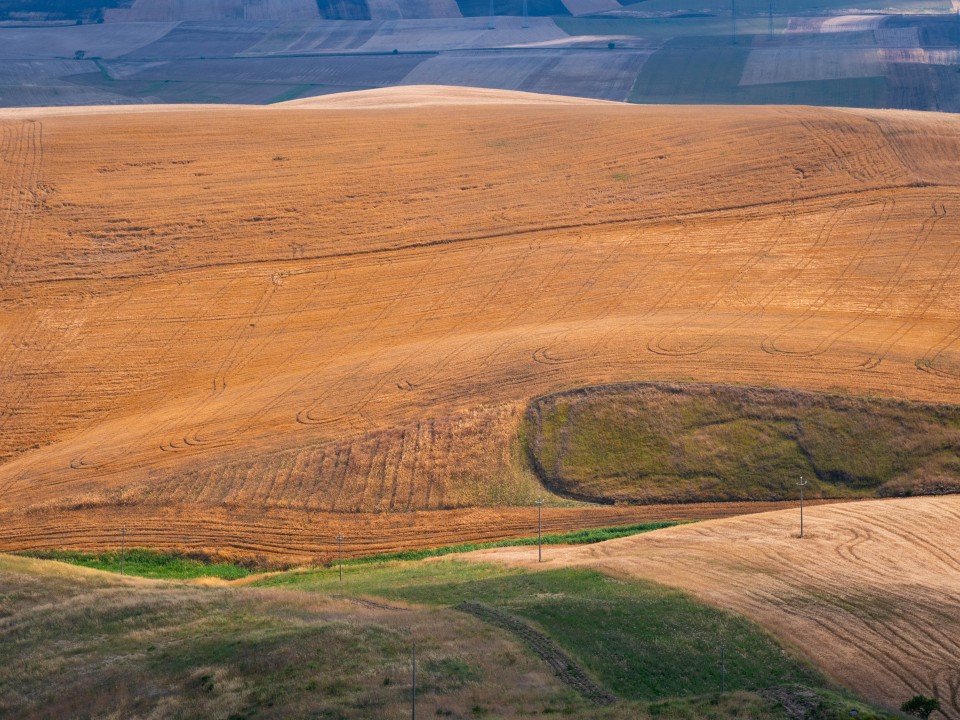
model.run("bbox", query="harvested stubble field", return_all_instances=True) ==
[3,86,960,561]
[465,495,960,719]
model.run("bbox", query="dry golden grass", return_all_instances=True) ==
[464,496,960,718]
[3,87,960,557]
[0,554,584,720]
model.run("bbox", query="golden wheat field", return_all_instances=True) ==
[465,496,960,719]
[3,86,960,559]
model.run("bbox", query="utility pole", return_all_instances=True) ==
[487,0,495,30]
[768,0,773,39]
[720,641,725,692]
[411,639,417,720]
[336,534,344,582]
[522,0,528,28]
[797,476,808,538]
[536,498,543,562]
[120,526,126,576]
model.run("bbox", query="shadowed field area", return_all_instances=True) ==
[3,87,960,559]
[463,495,960,718]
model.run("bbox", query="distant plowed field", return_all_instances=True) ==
[2,88,960,559]
[464,496,960,719]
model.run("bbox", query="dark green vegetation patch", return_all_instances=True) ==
[20,548,254,580]
[455,0,571,17]
[0,0,130,21]
[525,382,960,504]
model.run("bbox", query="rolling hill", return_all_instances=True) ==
[2,86,960,561]
[465,495,960,719]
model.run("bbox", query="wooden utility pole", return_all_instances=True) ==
[536,498,543,562]
[411,639,417,720]
[797,476,808,538]
[336,534,344,581]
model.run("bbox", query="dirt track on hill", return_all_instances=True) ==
[3,88,960,556]
[463,496,960,719]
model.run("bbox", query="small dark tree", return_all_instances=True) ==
[901,695,940,719]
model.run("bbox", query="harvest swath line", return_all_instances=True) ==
[308,236,540,429]
[673,203,857,359]
[854,199,951,369]
[760,198,894,357]
[648,212,790,357]
[347,233,576,415]
[153,276,245,452]
[0,121,45,451]
[528,229,644,366]
[164,270,339,454]
[295,249,458,426]
[209,274,279,397]
[321,240,528,425]
[916,320,960,382]
[565,220,699,365]
[11,178,944,291]
[793,111,902,184]
[425,239,580,385]
[0,120,43,287]
[811,198,947,363]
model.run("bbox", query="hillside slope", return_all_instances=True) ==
[465,495,960,719]
[3,88,960,558]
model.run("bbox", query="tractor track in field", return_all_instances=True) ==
[455,601,617,706]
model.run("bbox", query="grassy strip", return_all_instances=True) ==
[18,521,681,579]
[18,548,253,580]
[342,520,681,565]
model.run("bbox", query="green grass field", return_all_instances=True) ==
[19,521,680,578]
[526,382,960,504]
[261,562,823,700]
[20,548,255,579]
[2,551,907,719]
